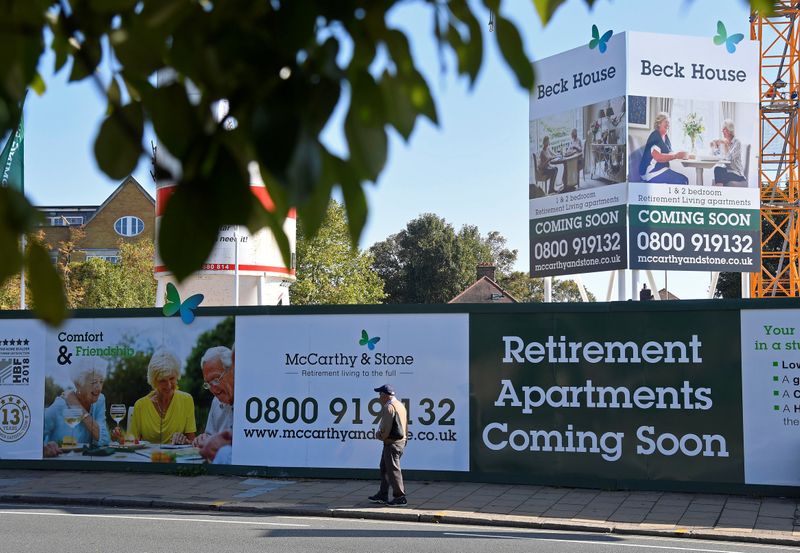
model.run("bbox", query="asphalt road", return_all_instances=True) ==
[1,504,792,553]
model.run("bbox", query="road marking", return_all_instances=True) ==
[443,532,757,553]
[277,516,785,549]
[0,510,309,527]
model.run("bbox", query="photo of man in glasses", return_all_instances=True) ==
[192,345,234,458]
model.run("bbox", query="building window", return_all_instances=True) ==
[114,216,144,237]
[86,255,120,264]
[47,216,83,226]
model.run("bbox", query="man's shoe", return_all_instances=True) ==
[368,494,388,503]
[387,496,408,506]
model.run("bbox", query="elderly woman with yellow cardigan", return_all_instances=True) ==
[130,349,197,445]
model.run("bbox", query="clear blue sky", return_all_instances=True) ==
[21,0,753,301]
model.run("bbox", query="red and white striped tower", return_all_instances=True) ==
[153,101,296,307]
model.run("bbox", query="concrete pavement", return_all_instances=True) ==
[0,469,798,547]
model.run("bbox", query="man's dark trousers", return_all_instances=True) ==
[378,441,406,498]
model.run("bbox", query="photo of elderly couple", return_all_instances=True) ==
[43,316,235,464]
[627,95,757,188]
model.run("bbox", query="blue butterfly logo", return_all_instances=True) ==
[589,25,613,53]
[714,20,743,54]
[359,329,380,350]
[162,282,204,324]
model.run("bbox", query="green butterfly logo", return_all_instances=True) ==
[162,283,204,324]
[589,24,613,53]
[713,20,743,54]
[359,329,380,350]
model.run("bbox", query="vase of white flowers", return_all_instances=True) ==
[680,112,705,155]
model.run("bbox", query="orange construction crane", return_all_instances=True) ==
[751,3,800,297]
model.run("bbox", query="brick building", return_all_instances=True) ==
[37,176,155,263]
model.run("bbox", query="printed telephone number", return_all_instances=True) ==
[244,396,455,426]
[636,232,753,253]
[534,233,621,260]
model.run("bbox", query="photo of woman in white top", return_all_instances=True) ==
[710,119,746,187]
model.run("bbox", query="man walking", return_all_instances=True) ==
[369,384,408,506]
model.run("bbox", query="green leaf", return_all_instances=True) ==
[0,8,44,126]
[26,241,67,325]
[286,131,322,206]
[69,37,102,82]
[157,184,221,281]
[348,70,386,126]
[495,15,534,90]
[531,0,568,24]
[299,149,337,240]
[138,81,199,159]
[305,74,342,135]
[88,0,139,12]
[449,1,483,86]
[749,0,774,15]
[383,29,414,77]
[0,186,42,236]
[254,204,293,271]
[0,231,23,284]
[344,112,387,182]
[379,71,416,140]
[94,102,144,179]
[107,76,121,113]
[341,185,367,248]
[111,25,166,77]
[159,144,253,280]
[251,84,302,186]
[344,70,388,180]
[406,70,438,125]
[50,26,71,74]
[30,72,46,96]
[337,160,368,246]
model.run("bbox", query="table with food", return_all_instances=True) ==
[51,437,204,463]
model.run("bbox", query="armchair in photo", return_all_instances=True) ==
[530,154,551,198]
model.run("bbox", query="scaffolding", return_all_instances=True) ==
[751,3,800,297]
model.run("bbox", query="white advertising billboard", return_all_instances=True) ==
[529,30,762,275]
[233,314,470,470]
[0,320,46,460]
[41,315,229,463]
[626,31,761,271]
[529,33,628,276]
[741,309,800,486]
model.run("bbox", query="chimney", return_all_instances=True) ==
[476,263,496,282]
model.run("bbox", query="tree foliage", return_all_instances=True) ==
[498,270,594,302]
[370,213,517,303]
[65,239,157,308]
[0,276,21,310]
[0,0,541,324]
[0,0,766,322]
[716,217,783,299]
[293,200,384,305]
[715,272,741,299]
